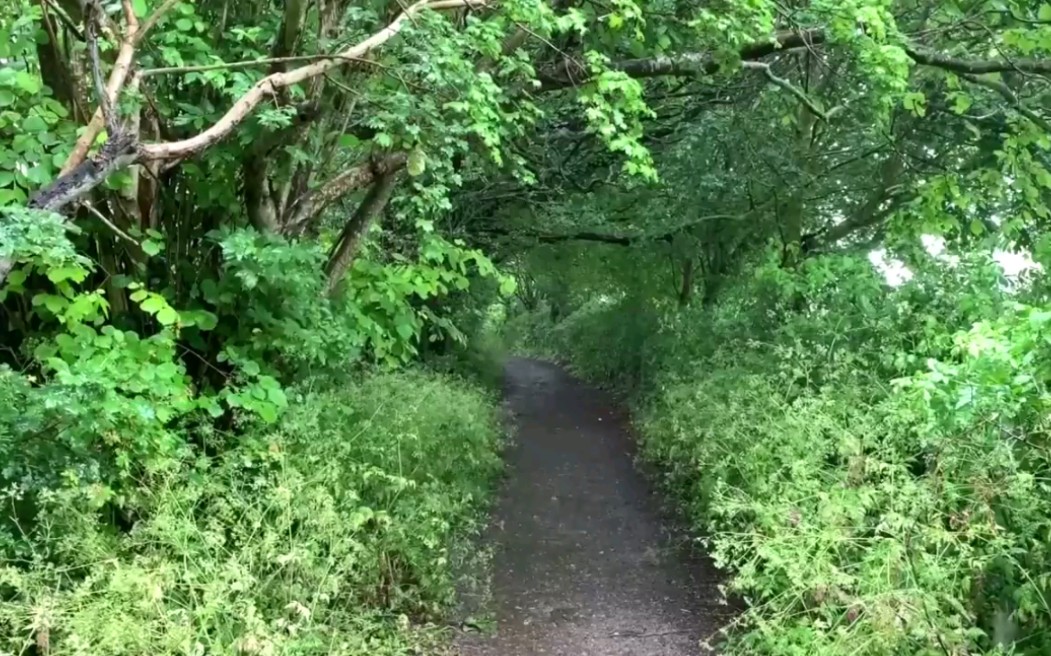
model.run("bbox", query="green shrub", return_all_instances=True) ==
[0,370,502,656]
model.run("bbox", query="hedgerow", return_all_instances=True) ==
[518,251,1051,654]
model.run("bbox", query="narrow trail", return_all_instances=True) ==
[456,358,730,656]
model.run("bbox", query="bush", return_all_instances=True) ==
[0,370,503,656]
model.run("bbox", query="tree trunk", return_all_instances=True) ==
[678,257,694,306]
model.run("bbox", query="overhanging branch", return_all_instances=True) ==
[904,45,1051,76]
[27,0,481,219]
[476,213,744,246]
[538,29,826,90]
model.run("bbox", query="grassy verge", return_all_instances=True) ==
[0,369,503,655]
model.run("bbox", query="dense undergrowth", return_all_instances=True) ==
[508,248,1051,655]
[1,367,503,656]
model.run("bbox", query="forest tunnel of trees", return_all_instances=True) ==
[1,0,1051,654]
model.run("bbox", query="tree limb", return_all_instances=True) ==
[28,0,474,228]
[537,30,1051,91]
[324,167,402,293]
[283,152,408,235]
[58,0,178,174]
[960,73,1051,132]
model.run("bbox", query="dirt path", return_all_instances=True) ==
[456,358,729,656]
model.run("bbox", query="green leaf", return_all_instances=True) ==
[142,239,162,256]
[5,268,27,289]
[267,386,287,407]
[189,310,219,331]
[23,115,47,133]
[952,93,972,115]
[15,72,41,94]
[257,403,278,423]
[156,306,179,325]
[140,295,165,313]
[46,266,87,283]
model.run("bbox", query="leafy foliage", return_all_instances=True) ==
[4,0,1051,652]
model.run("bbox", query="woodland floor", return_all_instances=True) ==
[455,358,731,656]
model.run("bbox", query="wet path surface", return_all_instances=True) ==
[456,358,729,656]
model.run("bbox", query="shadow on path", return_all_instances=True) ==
[456,358,730,656]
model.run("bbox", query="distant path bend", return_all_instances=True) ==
[457,358,730,656]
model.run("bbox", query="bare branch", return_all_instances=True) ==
[139,0,181,36]
[536,30,1050,90]
[538,29,827,90]
[85,1,117,133]
[82,201,139,245]
[31,0,474,234]
[284,152,408,235]
[59,0,145,174]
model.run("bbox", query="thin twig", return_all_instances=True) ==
[81,201,139,245]
[743,61,829,121]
